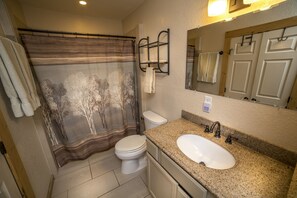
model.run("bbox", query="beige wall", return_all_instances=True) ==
[1,1,54,197]
[4,0,27,28]
[21,4,123,35]
[123,0,297,152]
[0,24,4,35]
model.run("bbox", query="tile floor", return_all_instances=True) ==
[52,148,151,198]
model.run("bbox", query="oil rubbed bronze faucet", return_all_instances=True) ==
[210,121,221,138]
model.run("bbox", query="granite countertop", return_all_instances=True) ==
[144,118,295,198]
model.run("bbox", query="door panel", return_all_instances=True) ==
[147,154,177,198]
[225,34,262,100]
[251,26,297,107]
[267,37,297,52]
[230,60,252,93]
[256,60,291,98]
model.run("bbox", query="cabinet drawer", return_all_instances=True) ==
[146,139,159,161]
[160,151,207,198]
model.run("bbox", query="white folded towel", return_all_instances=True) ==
[197,52,219,84]
[11,41,40,109]
[0,36,37,117]
[144,67,155,93]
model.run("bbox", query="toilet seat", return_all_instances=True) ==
[115,135,146,154]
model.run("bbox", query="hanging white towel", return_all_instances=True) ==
[197,52,219,83]
[0,36,36,117]
[144,67,155,93]
[11,41,40,109]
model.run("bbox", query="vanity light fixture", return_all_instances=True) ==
[208,0,227,16]
[79,0,87,5]
[243,0,258,4]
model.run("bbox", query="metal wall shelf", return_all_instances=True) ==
[138,29,170,75]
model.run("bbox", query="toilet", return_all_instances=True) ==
[115,110,167,174]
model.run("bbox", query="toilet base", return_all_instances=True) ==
[121,155,147,174]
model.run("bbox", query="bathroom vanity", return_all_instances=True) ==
[147,138,214,198]
[144,118,296,198]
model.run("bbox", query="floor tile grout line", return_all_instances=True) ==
[139,169,148,187]
[61,173,93,193]
[66,170,118,196]
[116,169,147,186]
[90,165,121,180]
[89,152,116,165]
[89,162,94,179]
[96,171,121,198]
[113,170,121,186]
[96,175,146,198]
[138,175,150,198]
[90,157,121,180]
[89,155,118,166]
[56,162,90,179]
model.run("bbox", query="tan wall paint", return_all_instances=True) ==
[0,24,4,35]
[4,0,27,28]
[123,0,297,152]
[21,4,123,35]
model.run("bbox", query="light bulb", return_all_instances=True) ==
[208,0,227,17]
[79,1,87,5]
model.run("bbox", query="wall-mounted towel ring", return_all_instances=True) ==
[278,28,288,42]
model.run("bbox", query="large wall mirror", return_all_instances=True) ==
[186,10,297,111]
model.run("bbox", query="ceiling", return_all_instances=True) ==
[17,0,145,20]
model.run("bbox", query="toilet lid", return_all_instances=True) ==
[115,135,146,152]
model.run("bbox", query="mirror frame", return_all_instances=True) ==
[218,16,297,96]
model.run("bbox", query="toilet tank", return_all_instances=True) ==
[143,111,167,130]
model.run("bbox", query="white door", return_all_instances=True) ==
[0,141,22,198]
[251,26,297,107]
[225,33,262,100]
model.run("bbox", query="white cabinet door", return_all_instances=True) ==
[147,153,178,198]
[177,186,190,198]
[251,26,297,107]
[225,34,262,100]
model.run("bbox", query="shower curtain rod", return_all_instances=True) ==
[18,28,136,40]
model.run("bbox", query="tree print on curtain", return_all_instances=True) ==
[20,34,139,167]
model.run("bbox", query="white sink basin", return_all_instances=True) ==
[177,134,236,170]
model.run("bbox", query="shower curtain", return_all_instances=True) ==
[20,34,139,167]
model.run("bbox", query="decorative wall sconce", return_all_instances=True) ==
[208,0,285,17]
[208,0,228,16]
[229,0,250,13]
